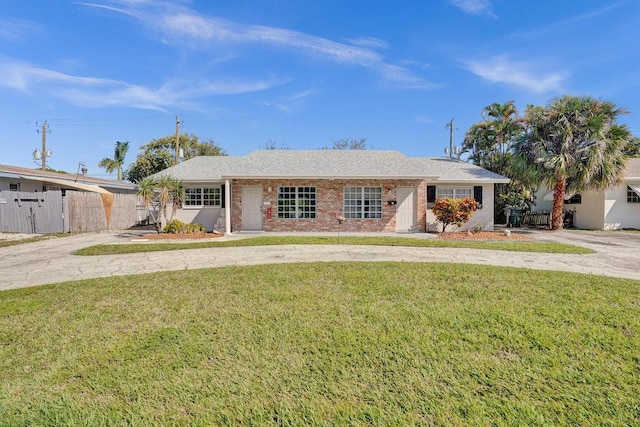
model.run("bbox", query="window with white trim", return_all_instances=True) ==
[628,186,640,203]
[278,186,316,219]
[436,187,473,199]
[344,186,382,219]
[9,183,19,191]
[184,187,221,207]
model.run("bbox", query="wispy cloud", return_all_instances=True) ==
[82,0,434,89]
[0,56,285,111]
[464,54,567,93]
[258,88,317,113]
[0,18,42,41]
[508,2,626,39]
[449,0,496,18]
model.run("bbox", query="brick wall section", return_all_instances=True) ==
[231,179,427,232]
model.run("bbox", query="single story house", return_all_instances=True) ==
[155,150,509,234]
[532,157,640,230]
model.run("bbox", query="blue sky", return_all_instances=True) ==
[1,0,639,178]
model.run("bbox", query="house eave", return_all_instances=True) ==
[220,174,441,180]
[433,178,510,184]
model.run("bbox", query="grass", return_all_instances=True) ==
[0,262,638,425]
[0,233,71,248]
[73,235,593,256]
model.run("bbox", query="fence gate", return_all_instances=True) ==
[0,191,65,233]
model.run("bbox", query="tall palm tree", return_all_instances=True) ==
[511,95,632,230]
[98,141,129,181]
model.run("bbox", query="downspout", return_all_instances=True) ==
[225,179,231,235]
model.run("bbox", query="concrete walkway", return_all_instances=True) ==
[1,230,639,291]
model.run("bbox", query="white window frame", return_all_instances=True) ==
[436,187,473,200]
[343,186,382,219]
[184,186,221,208]
[627,186,640,203]
[277,186,316,219]
[9,183,20,191]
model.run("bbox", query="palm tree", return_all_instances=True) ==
[98,141,129,181]
[136,176,158,230]
[511,95,632,230]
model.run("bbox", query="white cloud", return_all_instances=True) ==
[449,0,496,18]
[0,56,285,111]
[464,54,567,93]
[84,1,434,89]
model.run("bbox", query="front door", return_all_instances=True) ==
[395,186,416,232]
[242,185,263,231]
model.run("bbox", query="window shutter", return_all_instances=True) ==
[221,184,226,208]
[427,185,436,207]
[473,186,483,206]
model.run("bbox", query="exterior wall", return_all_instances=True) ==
[575,190,605,230]
[0,178,48,192]
[603,184,640,230]
[533,185,640,230]
[230,179,426,233]
[424,183,496,232]
[172,206,222,231]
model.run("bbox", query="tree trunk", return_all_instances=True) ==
[551,175,566,230]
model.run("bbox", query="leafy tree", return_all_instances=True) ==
[125,134,226,182]
[98,141,129,181]
[511,95,632,230]
[321,138,367,150]
[263,139,290,150]
[432,197,478,233]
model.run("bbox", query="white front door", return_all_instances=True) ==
[242,185,263,231]
[395,187,416,232]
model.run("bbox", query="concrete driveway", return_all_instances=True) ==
[1,229,638,291]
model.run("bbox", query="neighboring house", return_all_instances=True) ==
[0,164,139,233]
[155,150,509,234]
[0,164,137,194]
[532,158,640,230]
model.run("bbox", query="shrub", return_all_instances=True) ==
[432,197,478,233]
[163,219,206,234]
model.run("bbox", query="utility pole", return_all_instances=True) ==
[445,118,454,158]
[34,120,51,170]
[174,115,181,165]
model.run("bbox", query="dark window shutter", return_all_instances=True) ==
[427,185,436,203]
[474,186,483,205]
[220,184,226,208]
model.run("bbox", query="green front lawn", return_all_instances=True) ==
[74,235,593,255]
[1,262,637,425]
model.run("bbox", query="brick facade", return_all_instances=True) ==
[231,179,427,233]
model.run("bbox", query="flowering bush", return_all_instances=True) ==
[432,197,478,233]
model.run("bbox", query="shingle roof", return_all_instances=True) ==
[155,150,510,183]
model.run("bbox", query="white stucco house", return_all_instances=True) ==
[532,158,640,230]
[154,150,509,234]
